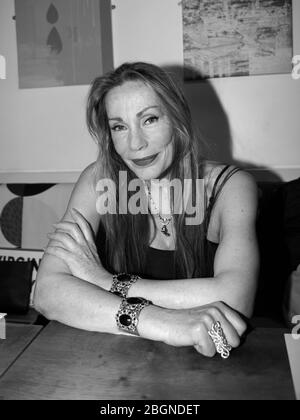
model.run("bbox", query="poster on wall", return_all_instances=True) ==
[182,0,293,80]
[14,0,113,88]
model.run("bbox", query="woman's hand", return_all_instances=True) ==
[45,208,110,288]
[160,301,247,357]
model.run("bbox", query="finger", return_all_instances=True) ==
[46,237,75,257]
[53,223,99,260]
[46,238,65,249]
[44,245,72,261]
[194,343,216,358]
[207,308,240,349]
[195,315,217,357]
[194,344,204,354]
[47,231,77,250]
[52,221,85,244]
[213,302,247,337]
[70,208,95,244]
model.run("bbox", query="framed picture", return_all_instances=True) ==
[14,0,113,88]
[182,0,293,80]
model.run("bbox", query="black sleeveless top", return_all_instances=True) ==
[96,165,240,280]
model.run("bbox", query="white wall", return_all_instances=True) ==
[0,0,300,182]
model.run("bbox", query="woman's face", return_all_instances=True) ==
[105,80,174,180]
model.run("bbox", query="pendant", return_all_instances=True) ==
[161,225,170,237]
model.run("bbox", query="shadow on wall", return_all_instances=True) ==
[162,64,282,183]
[162,64,292,322]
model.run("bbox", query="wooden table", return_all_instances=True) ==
[0,322,295,400]
[0,323,42,378]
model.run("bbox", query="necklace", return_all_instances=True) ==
[143,181,173,237]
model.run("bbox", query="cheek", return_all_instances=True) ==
[111,135,126,156]
[163,129,174,151]
[161,125,173,147]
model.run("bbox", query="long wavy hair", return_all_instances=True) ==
[86,62,209,278]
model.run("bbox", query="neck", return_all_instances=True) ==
[143,180,172,217]
[143,177,172,193]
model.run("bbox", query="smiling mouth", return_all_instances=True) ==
[131,153,159,167]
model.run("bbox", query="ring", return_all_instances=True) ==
[208,321,232,359]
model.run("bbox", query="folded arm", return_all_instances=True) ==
[34,163,249,355]
[45,169,258,318]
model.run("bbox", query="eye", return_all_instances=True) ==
[110,124,126,132]
[144,116,159,125]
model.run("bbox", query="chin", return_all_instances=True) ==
[131,166,163,180]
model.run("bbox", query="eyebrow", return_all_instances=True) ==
[108,105,160,121]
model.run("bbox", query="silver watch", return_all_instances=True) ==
[116,297,152,336]
[110,273,140,298]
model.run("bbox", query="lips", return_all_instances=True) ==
[131,153,159,167]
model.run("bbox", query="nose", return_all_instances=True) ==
[128,127,148,152]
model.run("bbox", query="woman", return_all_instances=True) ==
[34,62,259,358]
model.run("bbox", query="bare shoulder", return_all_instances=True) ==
[36,161,101,280]
[202,160,228,198]
[202,160,258,233]
[220,169,258,204]
[60,160,101,235]
[217,168,258,226]
[71,160,98,198]
[203,160,257,201]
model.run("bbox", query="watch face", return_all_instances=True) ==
[117,273,131,282]
[127,297,144,305]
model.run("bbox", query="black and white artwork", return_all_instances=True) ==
[182,0,293,79]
